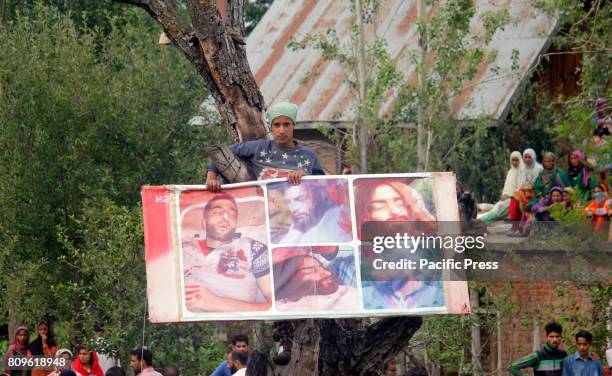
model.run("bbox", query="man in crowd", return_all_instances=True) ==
[210,334,249,376]
[562,330,604,376]
[228,352,248,376]
[272,253,359,311]
[205,101,325,190]
[183,195,272,312]
[274,182,352,243]
[129,348,163,376]
[507,321,567,376]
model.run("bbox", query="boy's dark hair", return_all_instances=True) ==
[231,333,249,345]
[575,330,593,343]
[544,322,563,335]
[231,351,249,366]
[131,348,153,367]
[105,367,126,376]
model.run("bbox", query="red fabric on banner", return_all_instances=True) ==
[142,186,173,262]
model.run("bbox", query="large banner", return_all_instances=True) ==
[142,173,470,322]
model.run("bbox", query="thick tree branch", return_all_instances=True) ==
[114,0,201,68]
[226,0,246,36]
[186,0,267,142]
[115,0,267,143]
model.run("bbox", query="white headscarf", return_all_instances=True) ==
[502,151,524,197]
[520,148,543,185]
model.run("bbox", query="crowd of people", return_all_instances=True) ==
[508,321,612,376]
[478,97,611,236]
[3,98,609,376]
[1,322,175,376]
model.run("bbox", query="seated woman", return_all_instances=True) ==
[508,184,537,236]
[507,148,542,233]
[480,151,523,224]
[520,148,543,185]
[533,152,570,198]
[562,187,576,212]
[567,150,597,200]
[531,187,563,222]
[584,184,611,232]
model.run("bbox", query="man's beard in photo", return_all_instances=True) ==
[293,212,319,232]
[207,224,235,242]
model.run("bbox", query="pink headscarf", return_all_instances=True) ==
[3,326,31,374]
[9,326,30,356]
[569,150,591,188]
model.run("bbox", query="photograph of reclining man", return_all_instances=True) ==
[180,187,272,313]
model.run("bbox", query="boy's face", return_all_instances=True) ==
[232,341,248,353]
[576,337,590,357]
[546,331,561,349]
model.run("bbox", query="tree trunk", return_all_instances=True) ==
[115,2,426,374]
[114,0,267,143]
[355,0,368,174]
[532,315,541,352]
[470,288,482,376]
[416,0,428,171]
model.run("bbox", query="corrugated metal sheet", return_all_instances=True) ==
[246,0,558,123]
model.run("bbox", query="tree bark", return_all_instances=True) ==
[355,0,368,174]
[416,0,428,171]
[114,0,267,143]
[470,288,482,376]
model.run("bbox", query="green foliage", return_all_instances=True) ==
[56,199,145,362]
[0,4,227,371]
[526,0,611,173]
[0,0,151,34]
[245,0,273,35]
[291,0,511,191]
[288,3,405,173]
[551,282,611,355]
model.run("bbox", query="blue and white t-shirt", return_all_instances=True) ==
[207,139,325,180]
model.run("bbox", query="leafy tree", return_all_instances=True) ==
[0,4,225,372]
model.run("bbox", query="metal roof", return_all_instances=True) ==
[246,0,558,123]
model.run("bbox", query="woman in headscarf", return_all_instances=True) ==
[584,183,611,232]
[480,151,524,224]
[567,150,597,200]
[519,148,543,185]
[30,321,57,376]
[531,187,563,222]
[508,184,537,236]
[72,346,103,376]
[507,148,541,231]
[533,152,570,197]
[562,187,576,212]
[3,326,32,376]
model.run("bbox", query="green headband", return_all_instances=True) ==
[266,101,298,124]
